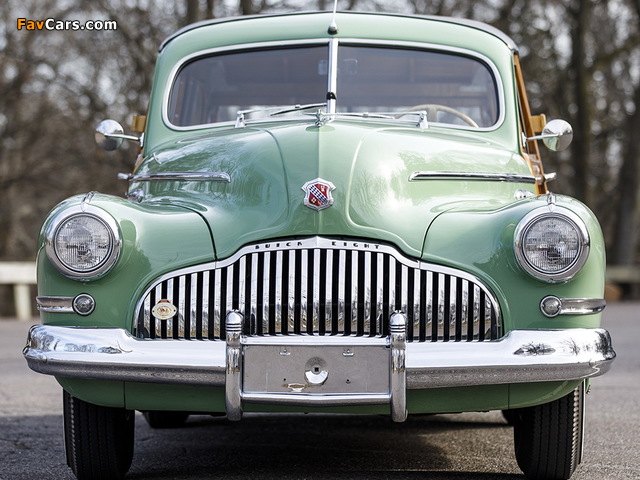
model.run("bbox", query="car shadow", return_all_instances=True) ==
[128,412,523,479]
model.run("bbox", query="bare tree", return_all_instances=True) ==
[1,0,640,278]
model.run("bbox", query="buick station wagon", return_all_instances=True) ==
[24,11,616,480]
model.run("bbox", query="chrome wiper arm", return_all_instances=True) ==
[235,103,326,128]
[312,111,428,129]
[270,103,327,117]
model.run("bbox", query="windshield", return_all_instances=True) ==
[167,43,500,129]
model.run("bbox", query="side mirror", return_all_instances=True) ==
[541,119,573,151]
[95,119,140,151]
[527,119,573,152]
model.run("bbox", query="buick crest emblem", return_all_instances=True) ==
[301,178,336,211]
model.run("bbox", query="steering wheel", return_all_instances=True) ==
[396,104,479,128]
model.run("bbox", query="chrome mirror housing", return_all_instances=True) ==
[95,119,140,151]
[541,119,573,151]
[527,119,573,152]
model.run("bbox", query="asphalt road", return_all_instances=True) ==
[1,302,637,480]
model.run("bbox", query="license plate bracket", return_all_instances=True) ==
[243,341,390,396]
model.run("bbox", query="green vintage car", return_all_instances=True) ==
[24,11,615,480]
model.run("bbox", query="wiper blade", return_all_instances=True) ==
[235,103,326,127]
[313,111,428,129]
[270,103,327,116]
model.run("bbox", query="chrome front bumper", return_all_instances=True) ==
[24,312,615,422]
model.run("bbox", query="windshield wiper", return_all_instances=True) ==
[235,103,326,128]
[270,103,327,116]
[314,110,428,129]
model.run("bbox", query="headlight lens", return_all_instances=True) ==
[515,208,589,282]
[45,207,121,280]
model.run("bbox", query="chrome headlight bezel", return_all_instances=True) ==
[44,205,121,280]
[514,207,590,282]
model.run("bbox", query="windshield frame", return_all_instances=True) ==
[162,38,506,132]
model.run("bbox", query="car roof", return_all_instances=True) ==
[159,11,518,53]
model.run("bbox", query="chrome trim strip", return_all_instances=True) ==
[242,336,388,347]
[540,296,606,318]
[119,172,231,182]
[36,296,74,313]
[25,325,615,389]
[409,171,537,183]
[242,393,390,407]
[558,298,607,315]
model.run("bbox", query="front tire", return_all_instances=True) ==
[513,383,585,480]
[63,391,135,480]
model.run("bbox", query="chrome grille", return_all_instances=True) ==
[135,237,501,342]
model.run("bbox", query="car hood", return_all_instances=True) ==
[137,121,531,259]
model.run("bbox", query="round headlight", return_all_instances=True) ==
[45,206,121,280]
[514,208,589,282]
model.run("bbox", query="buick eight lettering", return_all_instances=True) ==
[24,11,615,480]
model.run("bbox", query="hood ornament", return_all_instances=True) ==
[301,178,336,211]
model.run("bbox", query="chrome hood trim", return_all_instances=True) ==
[119,171,231,182]
[410,171,536,184]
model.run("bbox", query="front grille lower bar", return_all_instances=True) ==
[135,237,501,342]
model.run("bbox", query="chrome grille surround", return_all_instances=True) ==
[134,237,501,342]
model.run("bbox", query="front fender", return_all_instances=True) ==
[422,194,606,331]
[37,193,215,329]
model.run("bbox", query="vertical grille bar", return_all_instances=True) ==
[325,249,334,334]
[436,273,445,341]
[362,251,372,336]
[307,249,317,334]
[425,272,438,342]
[274,250,283,334]
[189,273,198,339]
[212,268,221,339]
[350,250,358,336]
[343,250,352,335]
[318,249,328,335]
[248,254,258,335]
[373,252,383,336]
[411,269,420,341]
[164,279,174,339]
[201,271,210,339]
[288,249,297,334]
[449,276,457,342]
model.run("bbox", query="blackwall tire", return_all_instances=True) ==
[513,382,585,480]
[63,391,135,480]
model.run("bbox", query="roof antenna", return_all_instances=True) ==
[328,0,338,34]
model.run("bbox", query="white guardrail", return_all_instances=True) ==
[0,262,638,320]
[0,262,36,320]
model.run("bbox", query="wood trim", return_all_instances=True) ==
[514,54,547,194]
